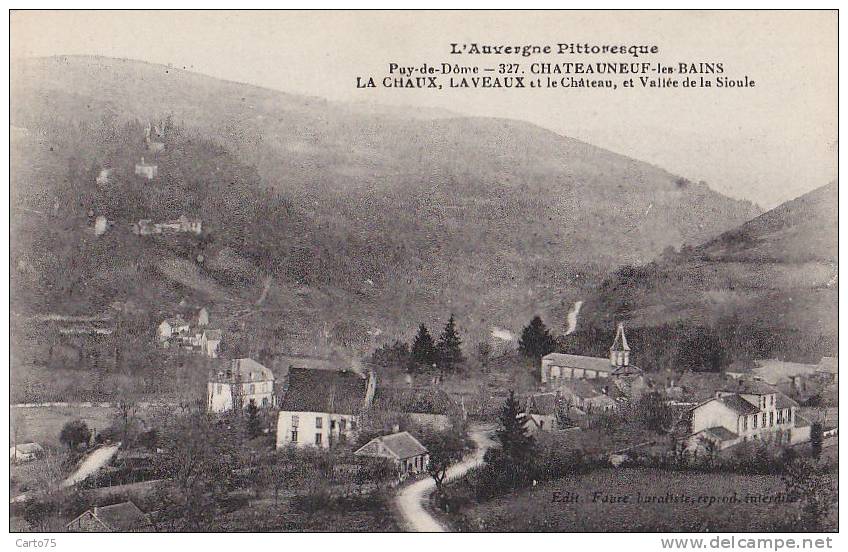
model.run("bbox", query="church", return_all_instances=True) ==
[540,323,643,386]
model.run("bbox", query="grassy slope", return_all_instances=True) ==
[11,55,760,347]
[569,182,837,365]
[455,467,835,532]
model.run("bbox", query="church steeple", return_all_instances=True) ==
[609,322,630,367]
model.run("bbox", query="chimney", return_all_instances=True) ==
[391,424,400,433]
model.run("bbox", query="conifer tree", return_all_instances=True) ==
[519,315,555,358]
[496,390,535,464]
[437,314,465,371]
[411,324,438,369]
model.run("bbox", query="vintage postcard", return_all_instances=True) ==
[7,9,838,537]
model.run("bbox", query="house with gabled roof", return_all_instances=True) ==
[558,379,619,415]
[686,379,809,452]
[208,358,275,412]
[520,393,559,434]
[354,431,429,479]
[276,367,376,449]
[66,501,151,532]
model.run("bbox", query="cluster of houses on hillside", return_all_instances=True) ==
[531,323,830,454]
[156,306,222,357]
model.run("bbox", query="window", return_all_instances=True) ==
[249,384,255,394]
[216,384,222,394]
[330,420,336,430]
[742,416,748,431]
[291,430,298,442]
[769,412,774,427]
[262,397,269,407]
[753,415,758,429]
[770,395,774,406]
[315,417,323,429]
[762,413,767,427]
[340,419,347,431]
[292,415,299,427]
[315,433,322,445]
[788,410,793,424]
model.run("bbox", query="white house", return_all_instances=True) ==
[200,328,222,358]
[354,431,429,479]
[207,358,275,413]
[157,316,190,345]
[134,157,158,180]
[542,323,642,385]
[95,168,112,186]
[276,367,376,449]
[197,307,210,327]
[687,380,809,452]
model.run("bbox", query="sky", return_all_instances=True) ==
[10,10,837,209]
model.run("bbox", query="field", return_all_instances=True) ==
[452,468,836,532]
[11,405,121,448]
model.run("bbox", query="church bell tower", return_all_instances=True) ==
[609,322,630,367]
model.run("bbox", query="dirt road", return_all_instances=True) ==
[60,443,121,489]
[395,425,495,532]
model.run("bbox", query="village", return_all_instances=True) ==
[7,20,839,534]
[10,302,839,532]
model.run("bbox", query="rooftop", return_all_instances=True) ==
[280,367,370,415]
[717,394,760,415]
[91,502,148,531]
[210,358,273,383]
[523,393,558,415]
[373,387,459,416]
[700,426,739,442]
[355,431,428,460]
[543,353,613,373]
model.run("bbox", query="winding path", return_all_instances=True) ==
[60,443,121,489]
[395,425,495,532]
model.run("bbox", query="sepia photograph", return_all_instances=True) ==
[6,8,839,538]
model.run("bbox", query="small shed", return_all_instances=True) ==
[66,501,151,532]
[355,431,429,479]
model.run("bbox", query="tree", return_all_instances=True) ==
[518,316,554,359]
[496,391,535,464]
[782,458,836,531]
[152,412,241,531]
[476,341,492,372]
[637,391,679,434]
[246,400,262,438]
[810,422,823,459]
[59,419,91,451]
[411,324,438,369]
[437,314,465,372]
[426,431,466,496]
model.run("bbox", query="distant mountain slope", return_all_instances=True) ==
[571,182,837,368]
[11,55,761,348]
